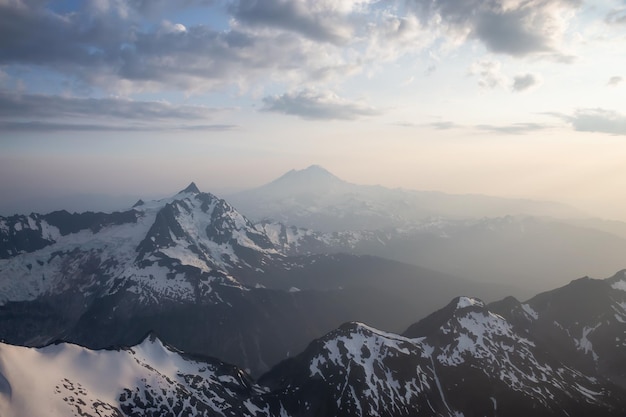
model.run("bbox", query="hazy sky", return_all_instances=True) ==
[1,0,626,220]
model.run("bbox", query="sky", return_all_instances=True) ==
[1,0,626,220]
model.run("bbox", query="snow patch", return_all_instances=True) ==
[521,303,539,320]
[611,280,626,292]
[575,324,600,361]
[39,220,61,241]
[456,297,485,310]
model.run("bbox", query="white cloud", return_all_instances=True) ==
[0,91,231,132]
[476,122,549,134]
[262,89,380,120]
[606,7,626,25]
[407,0,581,59]
[469,60,506,89]
[566,108,626,136]
[512,73,541,92]
[607,76,623,87]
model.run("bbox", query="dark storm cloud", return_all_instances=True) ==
[560,109,626,136]
[229,0,351,44]
[512,73,540,92]
[408,0,581,57]
[0,91,233,132]
[476,122,549,135]
[262,90,380,120]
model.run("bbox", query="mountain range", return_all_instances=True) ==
[0,182,511,376]
[1,166,626,416]
[228,165,585,231]
[231,165,626,292]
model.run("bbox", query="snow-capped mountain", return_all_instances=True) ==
[228,165,584,232]
[0,182,282,305]
[260,296,626,417]
[3,292,626,417]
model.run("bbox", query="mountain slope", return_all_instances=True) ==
[491,269,626,388]
[0,335,267,417]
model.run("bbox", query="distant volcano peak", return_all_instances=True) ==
[274,165,344,185]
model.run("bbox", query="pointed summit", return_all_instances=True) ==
[302,164,333,175]
[402,296,488,339]
[271,165,344,186]
[179,182,200,194]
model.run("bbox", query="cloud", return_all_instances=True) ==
[430,121,458,130]
[0,0,590,121]
[469,64,541,93]
[363,12,433,63]
[262,90,380,120]
[606,8,626,25]
[125,0,218,17]
[561,108,626,136]
[394,120,459,129]
[0,121,236,133]
[0,91,221,120]
[512,73,540,92]
[0,91,231,132]
[408,0,581,58]
[229,0,354,44]
[0,0,356,93]
[469,60,505,89]
[608,76,623,87]
[398,119,548,134]
[476,122,549,135]
[0,0,584,102]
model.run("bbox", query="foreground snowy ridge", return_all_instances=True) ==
[0,335,268,417]
[270,296,622,417]
[2,292,626,417]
